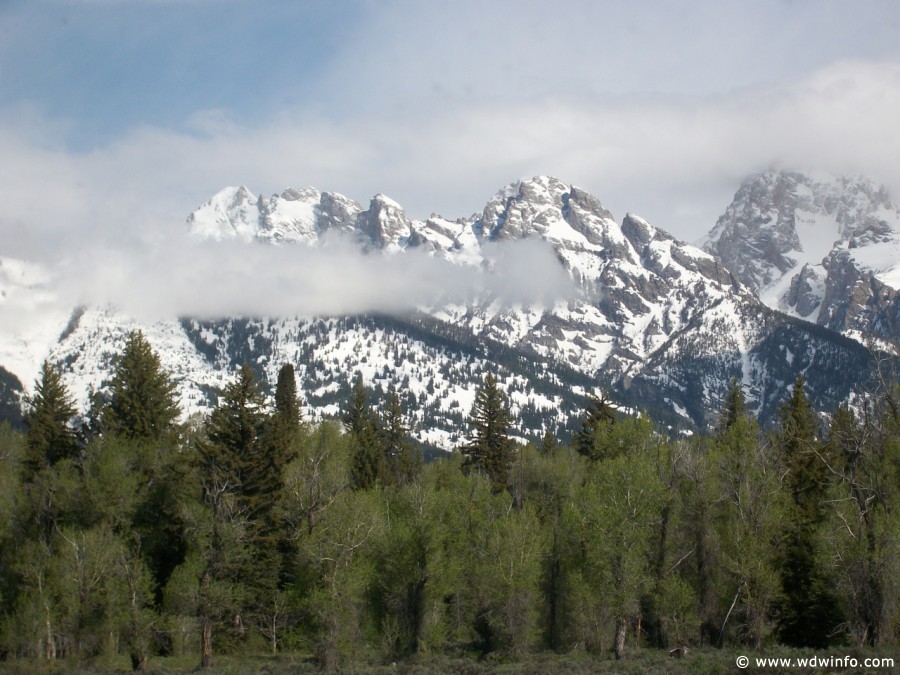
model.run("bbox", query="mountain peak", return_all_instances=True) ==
[703,168,900,344]
[705,169,900,290]
[358,194,411,249]
[187,185,260,241]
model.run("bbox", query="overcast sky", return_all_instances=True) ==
[2,0,900,259]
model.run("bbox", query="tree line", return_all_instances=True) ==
[0,330,897,670]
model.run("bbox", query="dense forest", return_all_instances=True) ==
[0,330,898,672]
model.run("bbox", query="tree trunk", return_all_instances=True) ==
[44,612,56,660]
[614,616,627,660]
[200,616,213,669]
[130,652,148,672]
[271,616,278,655]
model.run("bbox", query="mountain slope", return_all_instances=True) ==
[1,176,889,446]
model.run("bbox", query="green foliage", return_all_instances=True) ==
[574,392,617,460]
[23,361,78,477]
[561,436,667,657]
[79,437,143,531]
[3,340,900,670]
[713,414,786,647]
[368,484,430,659]
[102,331,179,442]
[460,373,514,493]
[776,375,844,647]
[282,421,350,538]
[576,395,655,464]
[820,394,900,646]
[418,461,546,657]
[343,375,385,490]
[5,524,153,662]
[19,458,85,545]
[298,488,385,668]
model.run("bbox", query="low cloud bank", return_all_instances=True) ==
[56,234,575,321]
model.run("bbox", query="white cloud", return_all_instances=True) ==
[51,234,574,321]
[2,60,900,261]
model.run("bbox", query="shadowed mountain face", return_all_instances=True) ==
[1,175,891,446]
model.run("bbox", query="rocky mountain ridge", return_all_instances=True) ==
[0,175,888,446]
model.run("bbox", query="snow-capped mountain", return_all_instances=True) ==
[0,176,885,446]
[702,171,900,348]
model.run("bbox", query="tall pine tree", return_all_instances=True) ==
[461,373,514,493]
[776,375,843,647]
[263,363,305,585]
[574,392,617,461]
[23,361,78,477]
[201,363,269,514]
[380,389,420,486]
[267,363,304,485]
[103,330,179,442]
[195,363,275,662]
[719,378,749,432]
[343,374,384,490]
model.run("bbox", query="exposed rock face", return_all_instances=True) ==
[318,191,363,235]
[703,171,805,290]
[703,170,900,349]
[785,264,824,319]
[819,250,899,344]
[357,195,411,250]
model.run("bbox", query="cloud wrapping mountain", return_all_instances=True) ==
[56,234,574,321]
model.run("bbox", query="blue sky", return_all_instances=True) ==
[1,1,359,146]
[2,0,900,257]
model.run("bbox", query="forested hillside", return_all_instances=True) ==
[1,332,898,672]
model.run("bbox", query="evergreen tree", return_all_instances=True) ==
[719,378,749,432]
[103,331,179,442]
[23,361,78,477]
[201,363,267,500]
[461,373,514,493]
[380,390,420,486]
[538,428,557,456]
[343,374,384,490]
[779,375,824,515]
[776,375,843,647]
[262,364,305,587]
[203,363,285,589]
[194,363,270,665]
[574,392,617,461]
[263,363,304,499]
[271,363,302,461]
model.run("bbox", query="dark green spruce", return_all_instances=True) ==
[460,372,514,493]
